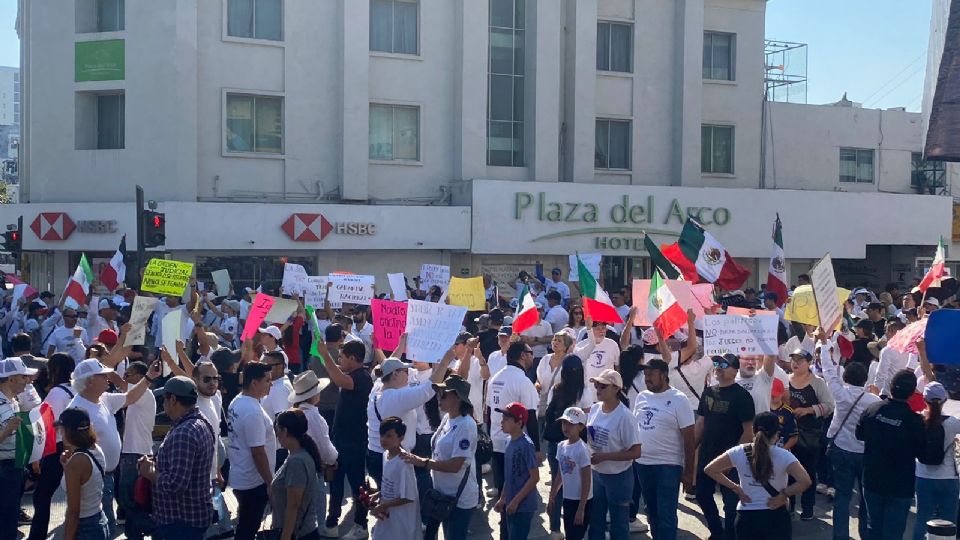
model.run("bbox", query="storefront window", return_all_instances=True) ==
[195,255,314,296]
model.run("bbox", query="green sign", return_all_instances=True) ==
[75,40,125,82]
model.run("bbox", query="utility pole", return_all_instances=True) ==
[135,185,145,289]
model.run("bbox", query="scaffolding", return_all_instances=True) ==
[765,40,808,103]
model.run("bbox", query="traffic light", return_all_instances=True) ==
[1,222,21,260]
[142,210,166,248]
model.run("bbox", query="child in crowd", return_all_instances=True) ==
[770,378,798,450]
[495,402,540,540]
[370,416,422,540]
[548,407,592,540]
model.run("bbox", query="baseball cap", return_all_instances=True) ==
[455,331,473,345]
[97,329,118,346]
[925,297,941,307]
[473,314,490,325]
[72,359,113,380]
[154,376,199,399]
[642,359,670,373]
[924,381,949,403]
[711,353,741,369]
[0,357,37,377]
[257,326,282,341]
[56,408,92,430]
[551,267,563,275]
[498,326,513,337]
[496,402,529,425]
[488,308,505,324]
[98,298,117,311]
[589,368,624,389]
[789,348,813,361]
[559,406,587,425]
[771,378,786,398]
[432,374,472,407]
[378,358,408,378]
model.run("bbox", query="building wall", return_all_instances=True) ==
[0,67,17,127]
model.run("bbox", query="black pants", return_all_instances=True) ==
[695,466,739,540]
[28,447,63,540]
[562,498,592,540]
[366,449,384,489]
[234,484,269,540]
[328,445,368,529]
[735,508,792,540]
[791,442,819,512]
[492,451,505,492]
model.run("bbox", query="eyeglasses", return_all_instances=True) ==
[594,382,609,390]
[202,376,222,384]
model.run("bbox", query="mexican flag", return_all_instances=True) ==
[576,255,622,324]
[919,237,947,293]
[766,215,788,307]
[99,235,127,292]
[643,234,681,280]
[661,219,750,290]
[15,403,56,467]
[63,254,94,309]
[511,285,540,335]
[648,271,688,338]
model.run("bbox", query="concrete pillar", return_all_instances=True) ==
[454,0,489,182]
[530,1,562,183]
[340,0,370,200]
[567,0,598,182]
[674,0,704,186]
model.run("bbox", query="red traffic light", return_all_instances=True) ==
[9,231,18,242]
[151,215,164,228]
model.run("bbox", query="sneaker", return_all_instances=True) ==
[826,487,836,499]
[628,519,649,533]
[481,463,492,474]
[486,487,500,498]
[683,491,697,501]
[18,509,31,525]
[343,525,369,540]
[800,509,814,521]
[815,483,829,495]
[319,525,340,538]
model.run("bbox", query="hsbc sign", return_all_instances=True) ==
[30,212,76,241]
[282,213,376,242]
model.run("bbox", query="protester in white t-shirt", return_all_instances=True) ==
[451,333,490,426]
[112,361,156,538]
[735,354,786,415]
[43,307,89,362]
[486,328,512,378]
[543,292,570,334]
[260,350,294,421]
[191,360,232,535]
[371,417,422,540]
[913,382,960,540]
[521,314,553,360]
[575,321,620,403]
[547,407,592,540]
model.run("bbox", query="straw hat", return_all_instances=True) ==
[288,370,329,404]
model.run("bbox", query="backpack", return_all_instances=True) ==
[918,416,951,466]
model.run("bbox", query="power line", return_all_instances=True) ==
[864,64,924,108]
[860,53,924,104]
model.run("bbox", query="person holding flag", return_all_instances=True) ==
[919,236,947,296]
[0,357,33,540]
[99,236,127,293]
[766,215,789,308]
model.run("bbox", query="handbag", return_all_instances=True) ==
[421,465,471,522]
[824,391,865,456]
[475,428,493,465]
[133,476,152,511]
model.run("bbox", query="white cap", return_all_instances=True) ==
[0,357,37,378]
[258,326,282,340]
[72,359,114,380]
[559,406,587,425]
[925,297,941,307]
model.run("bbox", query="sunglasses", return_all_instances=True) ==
[201,376,222,384]
[711,354,738,369]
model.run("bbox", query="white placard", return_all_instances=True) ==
[161,310,182,377]
[281,263,309,296]
[404,299,468,363]
[419,264,450,292]
[265,297,299,324]
[810,254,842,332]
[124,296,159,346]
[702,314,778,356]
[304,276,328,309]
[211,269,232,298]
[329,274,375,306]
[387,273,408,301]
[569,253,601,282]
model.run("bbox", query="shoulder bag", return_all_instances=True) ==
[825,391,865,456]
[421,464,472,522]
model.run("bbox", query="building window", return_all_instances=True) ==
[595,119,631,170]
[701,125,734,174]
[370,0,418,55]
[76,92,124,150]
[76,0,124,33]
[369,104,419,161]
[839,148,874,183]
[227,0,283,41]
[487,0,525,167]
[596,22,632,73]
[912,152,947,193]
[703,32,735,81]
[225,94,283,154]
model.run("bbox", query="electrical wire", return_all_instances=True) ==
[860,53,924,105]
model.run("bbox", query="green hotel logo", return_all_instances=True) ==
[75,40,125,82]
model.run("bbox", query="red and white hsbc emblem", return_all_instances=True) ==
[282,213,376,242]
[30,212,76,241]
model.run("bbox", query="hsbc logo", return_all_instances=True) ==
[282,213,376,242]
[30,212,76,241]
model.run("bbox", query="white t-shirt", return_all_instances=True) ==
[916,416,960,480]
[544,306,569,334]
[227,395,277,490]
[68,393,127,471]
[451,356,485,424]
[367,381,436,453]
[487,351,507,378]
[121,389,156,456]
[613,304,631,334]
[371,452,423,540]
[624,373,647,412]
[430,414,479,509]
[536,354,564,408]
[522,321,553,358]
[725,444,799,511]
[487,365,539,453]
[44,384,76,443]
[262,376,294,420]
[575,337,620,403]
[556,439,592,500]
[219,316,239,347]
[45,326,89,362]
[735,366,789,415]
[197,392,223,480]
[634,387,695,466]
[408,368,435,435]
[299,403,339,466]
[586,402,641,474]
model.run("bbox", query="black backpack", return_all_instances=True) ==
[918,416,951,466]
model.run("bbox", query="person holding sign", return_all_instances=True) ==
[734,354,785,415]
[786,348,834,520]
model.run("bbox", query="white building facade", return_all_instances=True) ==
[11,0,953,294]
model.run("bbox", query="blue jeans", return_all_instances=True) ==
[629,461,643,521]
[101,471,116,528]
[0,463,24,540]
[831,447,867,540]
[913,477,960,540]
[863,489,913,540]
[439,506,474,540]
[153,521,207,540]
[506,510,534,540]
[696,465,739,540]
[76,512,109,540]
[637,464,683,540]
[589,467,634,540]
[546,440,561,532]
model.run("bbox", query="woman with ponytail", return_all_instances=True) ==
[704,412,811,540]
[271,409,323,540]
[912,381,960,540]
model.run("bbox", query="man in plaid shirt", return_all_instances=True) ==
[138,376,216,539]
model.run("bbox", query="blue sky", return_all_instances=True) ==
[0,0,932,111]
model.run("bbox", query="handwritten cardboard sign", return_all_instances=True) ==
[810,254,842,333]
[447,276,486,311]
[303,276,328,309]
[702,314,778,356]
[141,259,193,297]
[241,293,275,341]
[281,263,309,296]
[569,253,601,282]
[420,264,450,292]
[264,298,299,324]
[211,269,231,298]
[329,274,375,306]
[124,296,159,346]
[161,309,182,376]
[388,273,408,301]
[372,299,408,351]
[405,300,467,363]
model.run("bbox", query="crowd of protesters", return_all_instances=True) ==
[0,266,955,540]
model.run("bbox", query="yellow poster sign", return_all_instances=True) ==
[784,284,851,329]
[141,259,194,297]
[447,276,487,311]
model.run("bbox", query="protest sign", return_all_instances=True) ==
[631,280,652,326]
[281,263,309,296]
[925,310,960,364]
[888,317,928,355]
[569,253,601,282]
[241,293,275,341]
[632,279,703,326]
[810,254,842,332]
[387,273,408,301]
[161,309,182,376]
[420,264,450,292]
[303,276,328,309]
[691,284,718,311]
[726,306,776,317]
[124,296,158,346]
[447,277,486,310]
[702,314,778,356]
[141,259,193,296]
[265,298,299,324]
[211,269,231,297]
[329,274,375,305]
[372,299,408,352]
[405,300,467,363]
[784,285,851,329]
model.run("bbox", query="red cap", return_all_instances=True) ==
[907,391,926,413]
[771,378,785,398]
[496,402,529,425]
[97,329,118,346]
